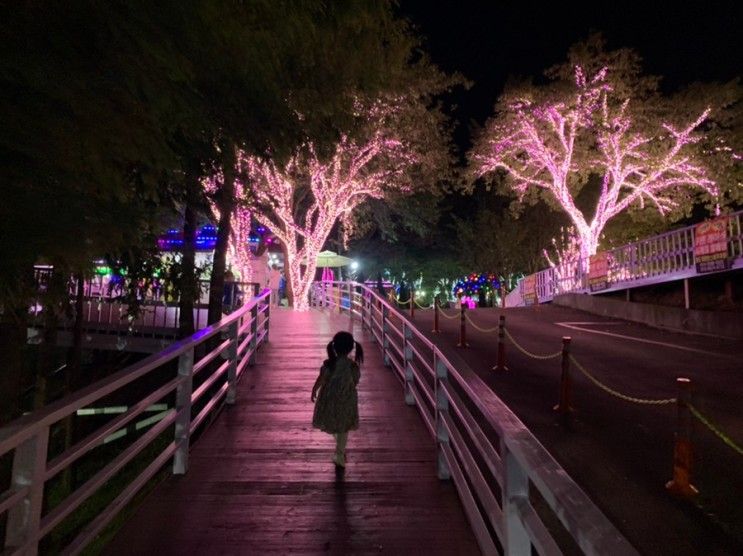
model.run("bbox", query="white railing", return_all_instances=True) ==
[311,281,636,556]
[1,290,271,555]
[31,272,259,334]
[519,210,743,304]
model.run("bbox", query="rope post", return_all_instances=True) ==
[493,314,508,371]
[553,337,572,421]
[409,287,415,319]
[666,377,698,497]
[456,304,468,348]
[432,297,440,333]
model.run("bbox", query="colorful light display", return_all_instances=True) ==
[474,66,718,258]
[453,273,501,303]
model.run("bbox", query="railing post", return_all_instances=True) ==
[432,297,440,333]
[264,295,270,344]
[173,346,194,474]
[666,377,698,497]
[500,440,531,555]
[5,428,49,554]
[493,314,508,372]
[434,351,451,480]
[554,337,572,422]
[456,304,468,348]
[403,322,415,406]
[382,304,391,367]
[409,287,415,319]
[249,301,258,366]
[336,283,342,314]
[224,321,239,404]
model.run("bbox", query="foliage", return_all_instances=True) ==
[470,34,724,258]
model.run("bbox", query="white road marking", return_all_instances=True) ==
[555,321,736,359]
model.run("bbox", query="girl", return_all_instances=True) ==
[311,331,364,467]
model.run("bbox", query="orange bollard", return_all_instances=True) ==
[432,297,440,333]
[410,288,415,319]
[553,337,572,420]
[457,304,468,348]
[493,315,508,371]
[666,377,698,497]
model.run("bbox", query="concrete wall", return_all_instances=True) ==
[552,293,743,340]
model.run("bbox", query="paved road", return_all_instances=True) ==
[404,304,742,555]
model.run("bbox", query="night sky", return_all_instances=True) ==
[399,1,741,152]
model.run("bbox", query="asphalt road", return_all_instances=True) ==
[402,303,742,555]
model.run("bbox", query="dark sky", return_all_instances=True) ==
[398,1,741,151]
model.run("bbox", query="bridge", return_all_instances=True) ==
[0,285,636,555]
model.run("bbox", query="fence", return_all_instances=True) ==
[518,210,743,304]
[29,270,259,344]
[311,281,636,555]
[0,289,271,555]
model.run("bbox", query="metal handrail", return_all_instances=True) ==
[0,289,271,555]
[518,210,743,304]
[312,281,637,555]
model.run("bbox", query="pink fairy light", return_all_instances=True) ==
[474,65,718,259]
[241,130,417,310]
[203,173,253,282]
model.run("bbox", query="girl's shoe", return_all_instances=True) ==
[332,452,346,468]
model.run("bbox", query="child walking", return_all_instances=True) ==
[311,331,364,468]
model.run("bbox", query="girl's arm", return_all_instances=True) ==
[311,367,327,402]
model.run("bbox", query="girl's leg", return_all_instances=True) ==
[333,432,348,466]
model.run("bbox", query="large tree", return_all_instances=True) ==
[243,102,423,310]
[470,36,722,259]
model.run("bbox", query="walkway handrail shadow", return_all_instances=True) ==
[312,281,637,555]
[0,289,271,555]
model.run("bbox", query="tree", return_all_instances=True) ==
[243,102,422,310]
[470,36,719,259]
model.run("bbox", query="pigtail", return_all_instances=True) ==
[326,341,336,366]
[354,341,364,364]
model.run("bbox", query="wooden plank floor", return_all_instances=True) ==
[107,309,480,555]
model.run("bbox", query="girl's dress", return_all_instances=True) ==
[312,358,360,433]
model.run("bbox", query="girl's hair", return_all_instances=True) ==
[326,331,364,366]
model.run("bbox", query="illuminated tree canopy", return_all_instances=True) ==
[242,100,428,310]
[471,38,722,258]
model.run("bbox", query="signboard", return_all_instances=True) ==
[588,252,609,292]
[694,217,729,273]
[522,274,537,305]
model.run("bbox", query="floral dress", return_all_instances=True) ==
[312,357,360,434]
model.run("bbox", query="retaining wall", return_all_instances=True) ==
[552,293,743,339]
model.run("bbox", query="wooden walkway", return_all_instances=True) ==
[107,309,479,554]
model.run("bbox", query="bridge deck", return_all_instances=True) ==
[106,309,479,554]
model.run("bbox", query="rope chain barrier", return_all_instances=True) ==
[414,298,434,310]
[568,355,677,406]
[504,328,562,360]
[464,313,500,333]
[438,307,460,320]
[688,403,743,456]
[392,295,411,306]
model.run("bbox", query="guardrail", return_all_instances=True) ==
[1,290,271,555]
[30,272,259,334]
[311,281,636,556]
[519,210,743,304]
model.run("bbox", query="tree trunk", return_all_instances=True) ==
[0,308,27,425]
[208,142,237,325]
[178,199,198,338]
[0,268,33,425]
[67,274,85,390]
[35,270,66,409]
[282,243,294,307]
